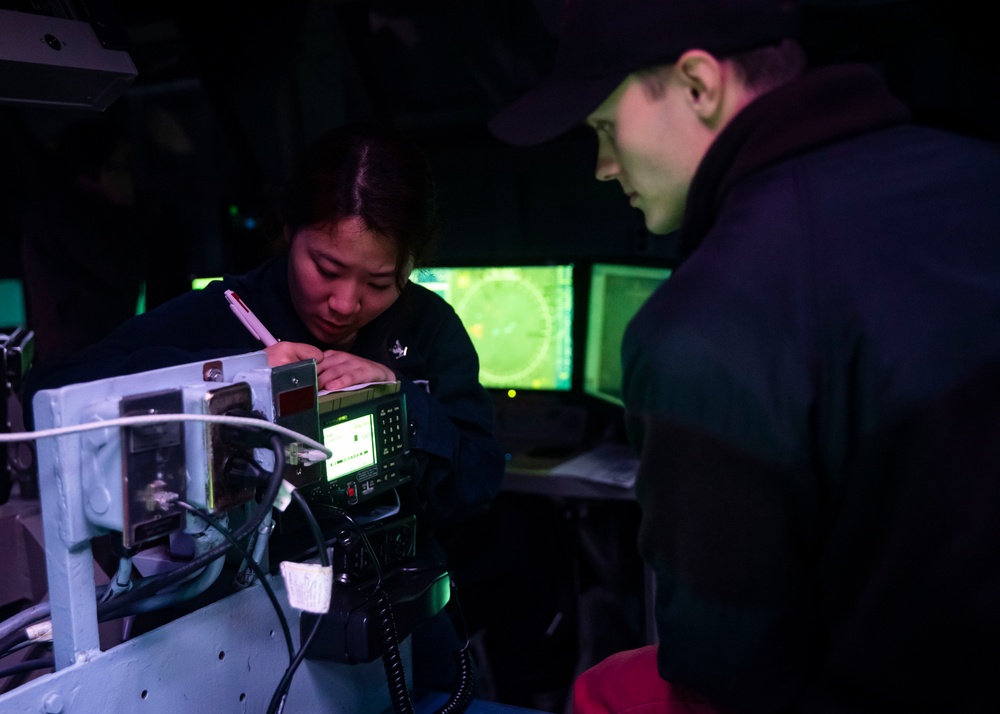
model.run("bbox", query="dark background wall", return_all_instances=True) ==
[1,0,997,294]
[1,3,996,709]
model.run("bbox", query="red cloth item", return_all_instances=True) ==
[573,646,727,714]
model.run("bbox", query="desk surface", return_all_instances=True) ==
[503,466,636,501]
[501,446,637,502]
[499,443,656,650]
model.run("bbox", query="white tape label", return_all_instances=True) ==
[279,560,333,614]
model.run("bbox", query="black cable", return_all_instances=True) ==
[434,581,475,714]
[0,640,52,694]
[438,644,474,714]
[325,508,421,714]
[98,434,288,622]
[321,507,476,714]
[0,629,28,661]
[317,506,408,713]
[269,498,473,714]
[378,584,414,714]
[290,489,330,569]
[379,566,474,714]
[339,509,385,587]
[265,487,333,714]
[176,500,294,664]
[266,612,323,714]
[374,559,475,714]
[0,657,54,679]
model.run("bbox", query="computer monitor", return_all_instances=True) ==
[0,278,25,329]
[135,282,146,315]
[411,263,574,391]
[191,276,223,290]
[583,261,672,407]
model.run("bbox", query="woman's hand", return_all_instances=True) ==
[316,350,395,391]
[263,341,325,367]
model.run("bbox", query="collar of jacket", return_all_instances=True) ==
[677,63,913,260]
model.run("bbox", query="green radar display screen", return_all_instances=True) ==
[412,264,574,391]
[584,262,672,407]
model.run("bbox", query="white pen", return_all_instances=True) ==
[225,289,278,346]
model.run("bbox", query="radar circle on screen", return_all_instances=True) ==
[456,272,553,385]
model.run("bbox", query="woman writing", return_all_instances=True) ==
[25,121,504,539]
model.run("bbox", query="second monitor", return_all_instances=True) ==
[583,261,673,407]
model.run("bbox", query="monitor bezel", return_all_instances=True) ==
[410,259,577,394]
[580,258,675,408]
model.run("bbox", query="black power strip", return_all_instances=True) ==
[330,513,417,585]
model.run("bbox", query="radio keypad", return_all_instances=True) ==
[378,400,405,457]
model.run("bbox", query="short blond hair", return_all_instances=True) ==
[727,38,807,92]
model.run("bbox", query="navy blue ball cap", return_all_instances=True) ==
[489,0,801,146]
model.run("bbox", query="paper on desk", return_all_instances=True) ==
[549,442,640,489]
[318,380,398,396]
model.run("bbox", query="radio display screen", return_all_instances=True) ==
[322,413,376,481]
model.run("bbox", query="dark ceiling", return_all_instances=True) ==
[106,0,1000,184]
[5,0,998,152]
[2,0,997,279]
[114,1,562,135]
[106,0,998,133]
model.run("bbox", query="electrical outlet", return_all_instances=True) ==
[119,389,187,548]
[203,381,257,513]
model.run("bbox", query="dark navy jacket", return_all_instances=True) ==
[623,65,1000,712]
[25,255,505,529]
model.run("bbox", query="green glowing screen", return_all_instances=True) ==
[583,262,672,407]
[412,264,574,391]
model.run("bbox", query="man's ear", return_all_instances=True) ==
[674,50,725,126]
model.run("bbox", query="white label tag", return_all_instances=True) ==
[273,479,295,512]
[26,620,53,642]
[279,560,333,614]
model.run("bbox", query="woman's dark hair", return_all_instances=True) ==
[273,122,441,290]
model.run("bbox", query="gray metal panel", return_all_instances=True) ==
[0,9,137,110]
[0,575,405,713]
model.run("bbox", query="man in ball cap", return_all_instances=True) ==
[491,1,1000,712]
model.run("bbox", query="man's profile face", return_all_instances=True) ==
[586,69,713,234]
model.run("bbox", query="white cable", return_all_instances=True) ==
[0,413,331,459]
[293,448,330,466]
[99,556,135,603]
